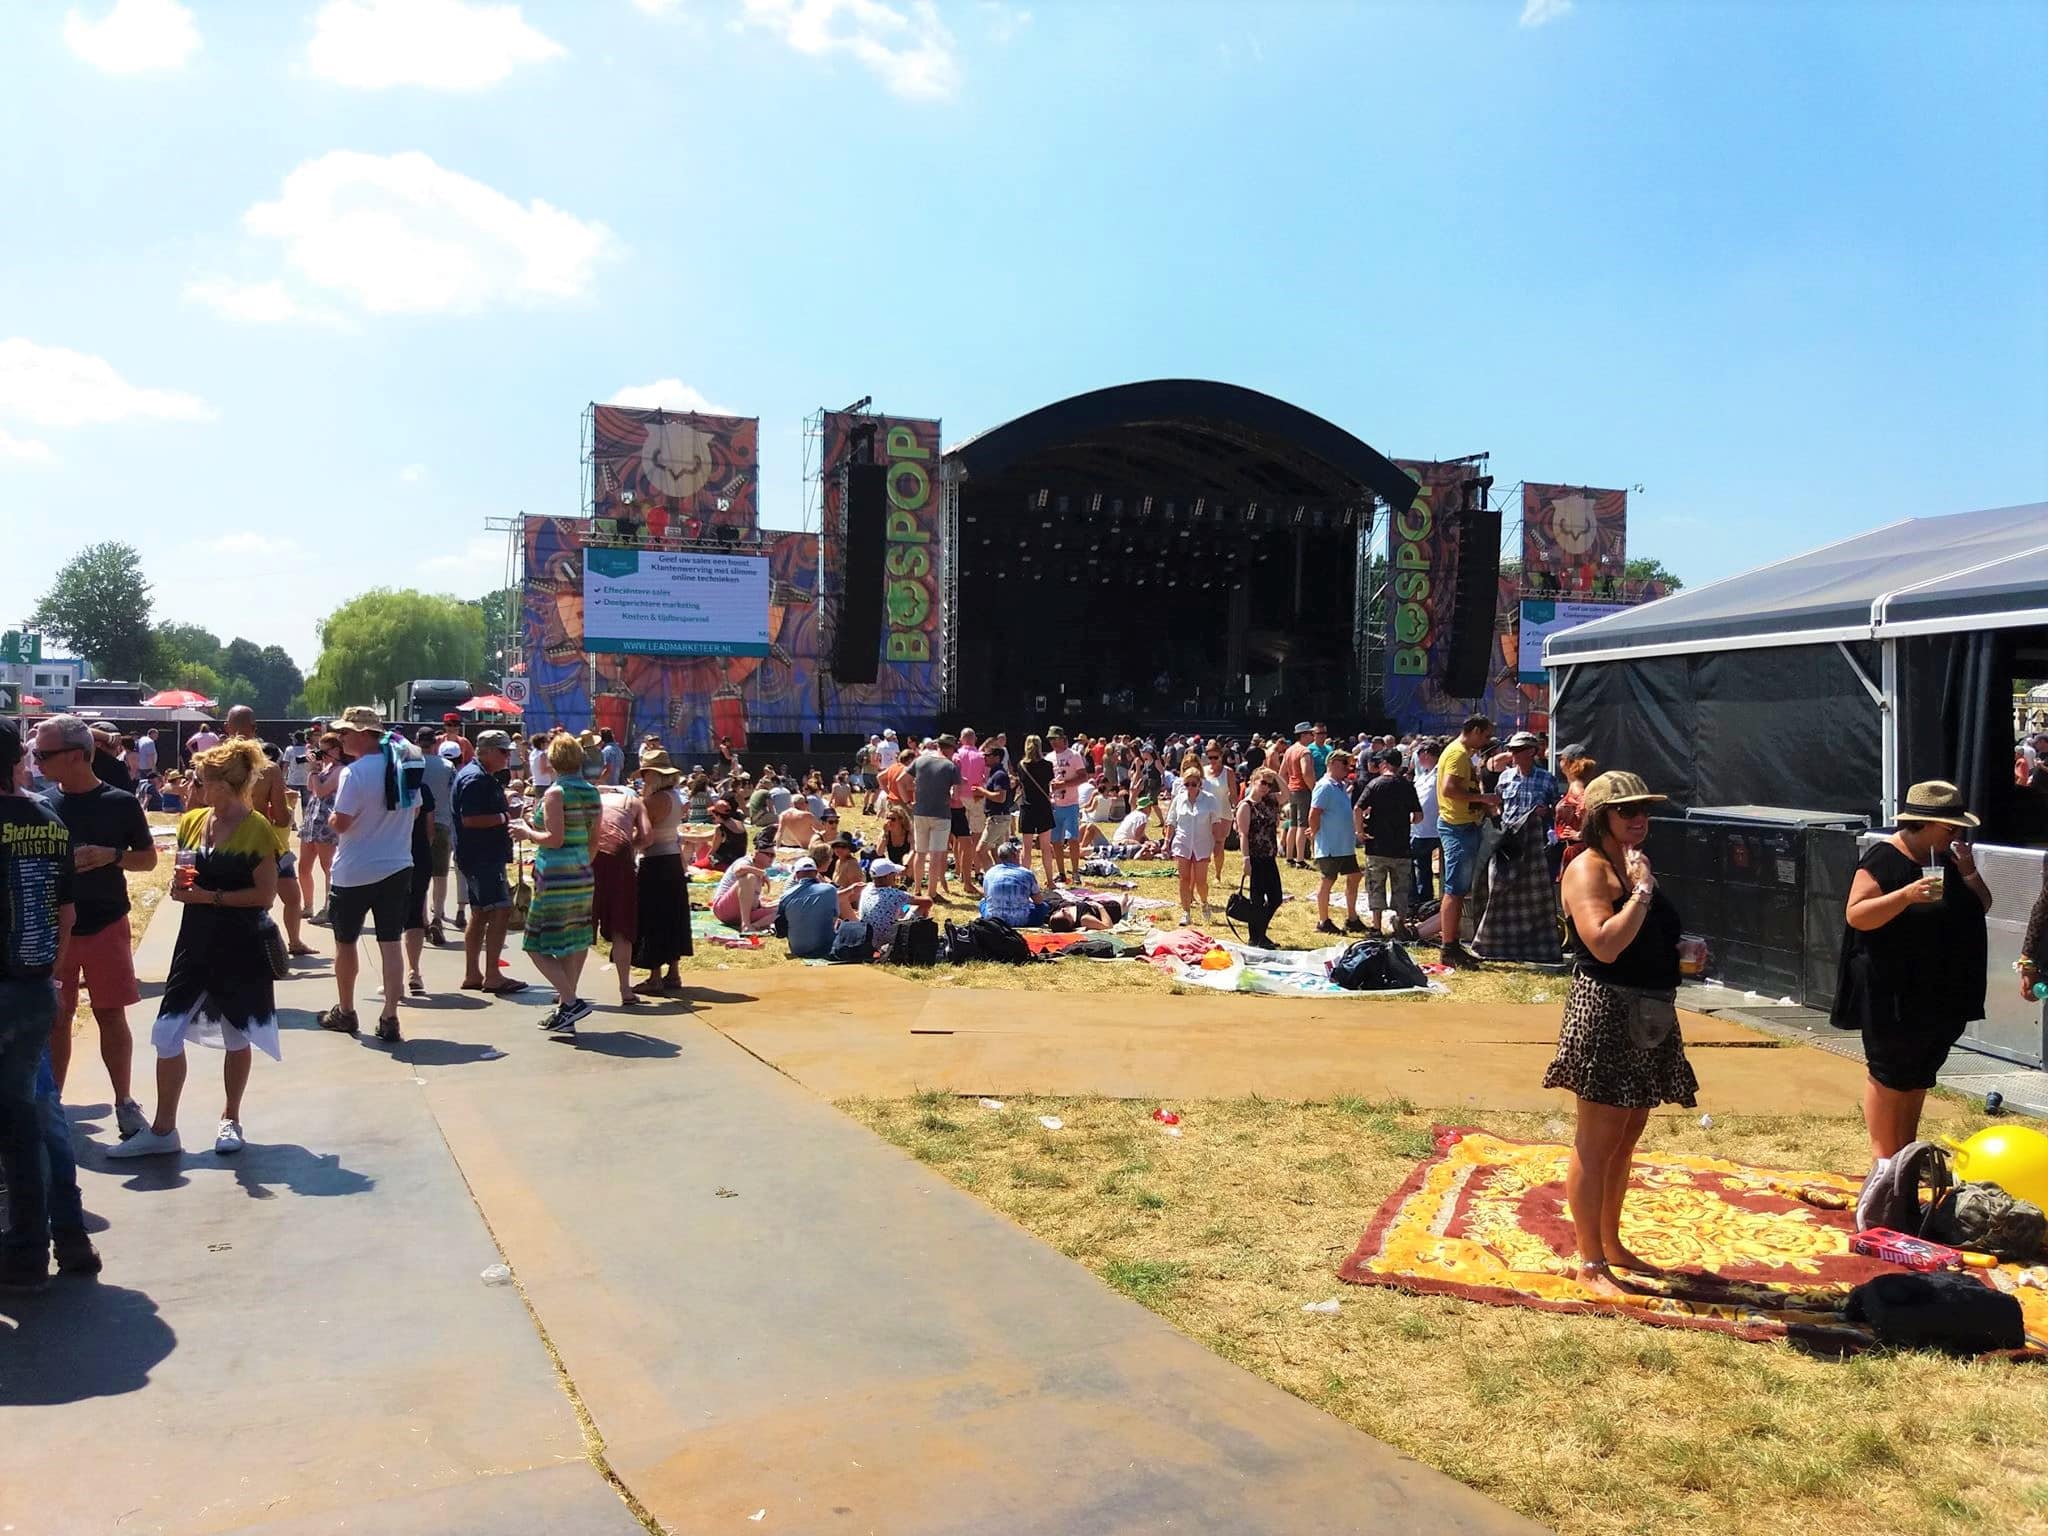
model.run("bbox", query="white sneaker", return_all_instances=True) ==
[107,1126,182,1159]
[214,1119,245,1156]
[115,1098,149,1139]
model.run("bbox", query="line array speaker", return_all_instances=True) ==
[1438,495,1502,700]
[831,463,887,685]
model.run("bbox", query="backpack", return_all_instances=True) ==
[942,917,1035,965]
[1924,1181,2048,1262]
[827,920,874,964]
[1855,1140,1953,1235]
[1328,938,1431,992]
[1844,1270,2025,1356]
[888,915,941,967]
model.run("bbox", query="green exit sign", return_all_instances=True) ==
[0,631,42,664]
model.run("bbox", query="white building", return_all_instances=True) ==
[0,655,84,713]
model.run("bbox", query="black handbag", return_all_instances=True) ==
[1224,870,1255,936]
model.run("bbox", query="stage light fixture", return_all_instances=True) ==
[1037,489,1049,509]
[1194,497,1206,516]
[1090,492,1102,512]
[1141,496,1153,515]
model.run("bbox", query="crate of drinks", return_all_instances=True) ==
[1849,1227,1964,1271]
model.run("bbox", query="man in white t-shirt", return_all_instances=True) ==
[1045,726,1087,882]
[318,706,419,1043]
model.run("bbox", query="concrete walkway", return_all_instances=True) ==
[3,909,1539,1535]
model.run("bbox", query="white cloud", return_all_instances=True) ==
[0,339,214,429]
[421,535,509,577]
[978,2,1029,45]
[1518,0,1573,27]
[307,0,566,90]
[0,429,57,466]
[239,151,616,315]
[742,0,959,101]
[183,276,354,330]
[204,532,304,558]
[64,0,200,75]
[631,0,685,13]
[399,463,429,483]
[606,378,734,414]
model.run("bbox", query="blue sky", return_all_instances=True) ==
[4,0,2044,671]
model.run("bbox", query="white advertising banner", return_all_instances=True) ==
[582,547,771,657]
[1520,599,1628,682]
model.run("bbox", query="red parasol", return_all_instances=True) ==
[457,694,523,716]
[144,688,218,708]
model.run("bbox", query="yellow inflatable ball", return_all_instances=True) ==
[1943,1126,2048,1210]
[1199,948,1234,971]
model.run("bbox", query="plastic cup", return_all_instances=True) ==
[174,849,198,891]
[1921,865,1944,899]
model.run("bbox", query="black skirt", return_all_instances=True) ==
[634,852,693,968]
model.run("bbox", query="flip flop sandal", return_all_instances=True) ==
[407,974,427,996]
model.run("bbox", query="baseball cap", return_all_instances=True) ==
[1506,730,1540,749]
[438,740,464,760]
[868,858,903,878]
[475,729,513,752]
[791,857,818,876]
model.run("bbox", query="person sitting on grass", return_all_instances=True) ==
[827,834,865,917]
[707,798,748,869]
[829,770,853,809]
[775,858,842,959]
[856,858,928,953]
[710,832,777,932]
[979,839,1051,927]
[775,794,821,849]
[878,802,915,868]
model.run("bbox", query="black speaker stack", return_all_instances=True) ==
[830,461,887,685]
[1437,479,1501,700]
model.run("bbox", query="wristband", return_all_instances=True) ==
[1631,884,1653,904]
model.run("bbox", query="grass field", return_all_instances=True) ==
[843,1091,2048,1536]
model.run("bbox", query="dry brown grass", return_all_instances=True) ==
[672,803,1565,999]
[841,1091,2048,1536]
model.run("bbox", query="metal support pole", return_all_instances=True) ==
[1879,638,1899,826]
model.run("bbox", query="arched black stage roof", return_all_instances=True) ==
[945,379,1416,512]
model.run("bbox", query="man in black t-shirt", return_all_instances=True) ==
[2,721,79,1290]
[1355,752,1423,938]
[35,715,156,1137]
[88,721,135,792]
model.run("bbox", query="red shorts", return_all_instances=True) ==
[59,917,141,1017]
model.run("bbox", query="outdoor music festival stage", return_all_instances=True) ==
[517,382,1640,754]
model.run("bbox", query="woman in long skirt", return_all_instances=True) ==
[111,739,282,1160]
[511,733,600,1038]
[633,750,694,992]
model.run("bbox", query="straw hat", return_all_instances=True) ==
[638,746,682,785]
[1581,771,1667,820]
[1899,780,1979,829]
[335,705,385,734]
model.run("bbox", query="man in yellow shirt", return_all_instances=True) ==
[1435,714,1498,968]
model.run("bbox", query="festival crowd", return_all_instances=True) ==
[3,701,2045,1292]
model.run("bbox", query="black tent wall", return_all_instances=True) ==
[1553,642,1881,820]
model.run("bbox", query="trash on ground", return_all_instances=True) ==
[1037,1115,1064,1130]
[480,1264,512,1286]
[1302,1299,1341,1314]
[979,1097,1005,1110]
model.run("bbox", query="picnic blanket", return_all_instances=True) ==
[1339,1127,2048,1350]
[1142,928,1441,997]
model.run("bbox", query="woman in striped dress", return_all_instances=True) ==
[511,732,601,1036]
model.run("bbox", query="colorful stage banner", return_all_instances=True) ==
[818,411,945,722]
[1522,484,1627,593]
[521,517,818,754]
[589,404,758,537]
[1517,599,1629,683]
[1385,460,1482,732]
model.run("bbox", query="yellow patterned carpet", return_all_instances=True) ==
[1341,1129,2048,1351]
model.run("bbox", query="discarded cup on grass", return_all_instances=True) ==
[1531,991,1551,1004]
[1699,1114,1713,1129]
[480,1264,512,1286]
[1302,1299,1341,1314]
[1152,1108,1180,1125]
[980,1097,1005,1110]
[1986,1091,2004,1115]
[1161,1125,1182,1138]
[1038,1115,1064,1131]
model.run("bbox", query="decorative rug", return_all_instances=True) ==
[1339,1128,2048,1349]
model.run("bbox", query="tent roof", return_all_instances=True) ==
[1546,501,2048,666]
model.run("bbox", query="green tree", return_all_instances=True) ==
[170,661,227,701]
[1625,557,1685,593]
[31,542,156,680]
[151,621,224,681]
[304,589,483,714]
[473,586,520,658]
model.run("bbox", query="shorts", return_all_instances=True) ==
[949,808,971,838]
[1315,853,1361,878]
[460,865,513,913]
[429,823,452,876]
[978,813,1014,852]
[58,917,141,1016]
[1051,803,1082,842]
[1440,822,1482,897]
[330,868,411,944]
[912,815,951,855]
[963,799,987,837]
[1288,787,1313,825]
[1862,1017,1968,1092]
